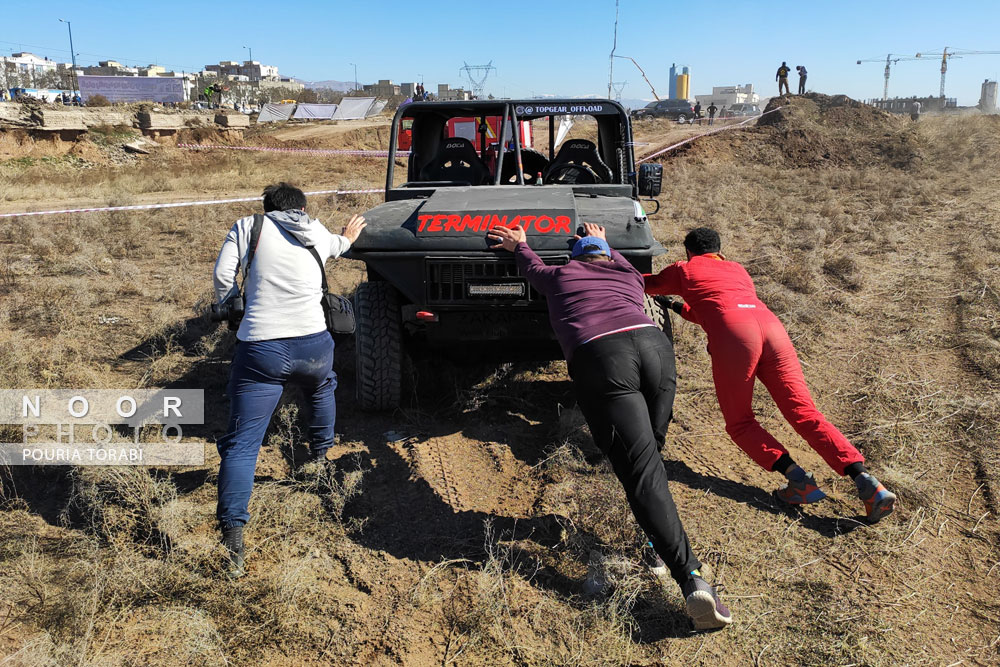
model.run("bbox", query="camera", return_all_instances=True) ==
[210,294,245,330]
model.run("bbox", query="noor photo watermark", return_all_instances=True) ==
[0,389,206,466]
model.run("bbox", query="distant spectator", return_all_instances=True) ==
[693,101,702,123]
[910,100,921,121]
[796,65,808,95]
[707,102,718,125]
[776,62,791,96]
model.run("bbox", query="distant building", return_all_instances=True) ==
[259,77,303,91]
[400,82,416,97]
[869,96,957,114]
[979,79,997,114]
[81,60,138,77]
[2,52,75,88]
[2,52,59,75]
[695,84,759,109]
[437,83,471,101]
[363,79,401,97]
[205,60,280,82]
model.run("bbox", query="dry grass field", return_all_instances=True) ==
[0,94,998,666]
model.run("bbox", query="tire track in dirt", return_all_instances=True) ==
[414,437,462,510]
[407,431,541,518]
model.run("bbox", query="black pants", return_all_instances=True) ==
[568,327,701,583]
[798,76,807,94]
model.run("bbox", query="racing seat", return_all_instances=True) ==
[417,137,491,185]
[542,139,614,184]
[499,147,550,185]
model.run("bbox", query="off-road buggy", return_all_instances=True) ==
[348,99,667,410]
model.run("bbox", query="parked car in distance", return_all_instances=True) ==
[630,99,696,123]
[721,103,761,118]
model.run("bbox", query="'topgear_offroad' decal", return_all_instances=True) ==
[416,213,573,234]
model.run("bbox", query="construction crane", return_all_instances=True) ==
[915,48,1000,98]
[613,55,660,100]
[856,53,921,100]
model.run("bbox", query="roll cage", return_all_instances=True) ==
[385,99,639,198]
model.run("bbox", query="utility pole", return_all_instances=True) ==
[243,45,252,62]
[350,63,358,92]
[608,0,620,99]
[58,18,79,97]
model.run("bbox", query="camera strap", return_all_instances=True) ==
[241,213,265,283]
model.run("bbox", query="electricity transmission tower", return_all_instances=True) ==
[611,81,627,101]
[460,61,496,99]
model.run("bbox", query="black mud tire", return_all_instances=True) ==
[354,281,402,411]
[643,294,674,344]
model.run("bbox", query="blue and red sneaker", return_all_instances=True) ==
[775,471,827,505]
[856,473,896,524]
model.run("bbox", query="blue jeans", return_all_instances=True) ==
[216,330,336,527]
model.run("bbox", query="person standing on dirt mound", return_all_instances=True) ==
[488,222,732,632]
[211,182,366,578]
[644,227,896,524]
[796,65,808,95]
[776,62,791,96]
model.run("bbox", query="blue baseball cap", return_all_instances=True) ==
[571,236,611,258]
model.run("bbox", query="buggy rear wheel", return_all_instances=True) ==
[643,294,674,343]
[354,281,402,411]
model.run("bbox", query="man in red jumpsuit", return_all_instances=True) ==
[644,227,896,523]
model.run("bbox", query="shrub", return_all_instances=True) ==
[85,94,111,107]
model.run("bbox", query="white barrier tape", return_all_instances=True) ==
[0,188,382,219]
[179,143,409,157]
[4,110,782,219]
[636,106,783,163]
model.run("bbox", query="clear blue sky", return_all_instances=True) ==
[5,0,1000,105]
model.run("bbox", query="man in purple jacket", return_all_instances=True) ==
[488,222,732,631]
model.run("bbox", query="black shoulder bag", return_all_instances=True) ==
[304,245,356,336]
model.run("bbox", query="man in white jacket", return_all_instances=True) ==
[212,182,365,577]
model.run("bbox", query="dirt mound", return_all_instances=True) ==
[662,93,923,170]
[758,93,897,131]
